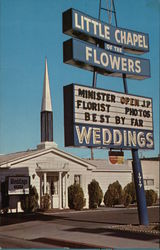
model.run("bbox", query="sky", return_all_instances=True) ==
[0,0,159,160]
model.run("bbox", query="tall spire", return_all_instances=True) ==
[37,58,57,149]
[41,58,52,112]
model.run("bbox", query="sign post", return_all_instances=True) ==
[132,149,149,225]
[63,1,153,225]
[121,12,149,226]
[124,74,149,225]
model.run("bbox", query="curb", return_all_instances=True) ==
[107,225,159,236]
[30,237,112,249]
[37,205,159,216]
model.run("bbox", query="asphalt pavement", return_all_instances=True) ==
[0,206,159,249]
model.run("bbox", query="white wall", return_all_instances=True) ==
[141,160,159,197]
[91,171,132,199]
[0,151,93,210]
[1,151,158,212]
[128,159,159,197]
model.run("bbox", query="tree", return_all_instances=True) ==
[68,184,85,210]
[104,181,124,207]
[88,179,103,209]
[21,185,39,213]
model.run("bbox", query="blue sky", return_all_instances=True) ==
[0,0,159,159]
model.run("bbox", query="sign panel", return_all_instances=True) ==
[8,176,30,195]
[63,8,149,54]
[64,84,154,149]
[63,39,150,80]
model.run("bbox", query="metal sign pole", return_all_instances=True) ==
[104,0,149,225]
[123,74,149,225]
[90,1,102,159]
[132,149,149,225]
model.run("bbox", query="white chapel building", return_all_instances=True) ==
[0,60,159,212]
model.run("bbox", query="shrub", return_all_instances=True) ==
[73,193,86,210]
[21,185,39,213]
[41,193,51,210]
[104,181,124,207]
[145,189,157,206]
[123,193,132,207]
[1,181,9,213]
[98,186,103,206]
[124,182,136,204]
[68,184,85,210]
[88,179,103,209]
[154,224,160,231]
[68,184,76,209]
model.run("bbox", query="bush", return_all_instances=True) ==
[145,189,157,206]
[98,185,103,207]
[123,193,132,207]
[21,185,39,213]
[124,182,136,204]
[68,184,76,209]
[41,193,51,210]
[88,179,103,209]
[104,181,124,207]
[73,193,86,210]
[1,181,9,213]
[68,184,85,210]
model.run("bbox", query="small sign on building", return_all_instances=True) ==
[109,150,124,164]
[8,176,30,195]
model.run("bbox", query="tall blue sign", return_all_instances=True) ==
[63,6,152,225]
[63,38,150,80]
[63,8,149,54]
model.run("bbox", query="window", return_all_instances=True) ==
[144,179,154,186]
[74,175,81,185]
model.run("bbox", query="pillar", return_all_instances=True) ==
[44,172,47,194]
[59,172,62,209]
[65,173,69,208]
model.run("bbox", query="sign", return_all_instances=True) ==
[63,8,149,54]
[63,5,151,226]
[8,176,30,195]
[109,150,124,164]
[64,84,154,149]
[104,43,123,54]
[63,39,150,80]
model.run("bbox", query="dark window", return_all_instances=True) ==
[144,179,154,186]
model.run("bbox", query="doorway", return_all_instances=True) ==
[47,175,59,208]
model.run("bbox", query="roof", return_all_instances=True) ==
[140,156,160,161]
[0,149,38,165]
[128,156,160,162]
[0,147,96,170]
[84,159,132,172]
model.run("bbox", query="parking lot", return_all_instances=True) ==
[0,206,159,248]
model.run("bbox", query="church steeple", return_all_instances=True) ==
[37,58,57,149]
[41,58,52,112]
